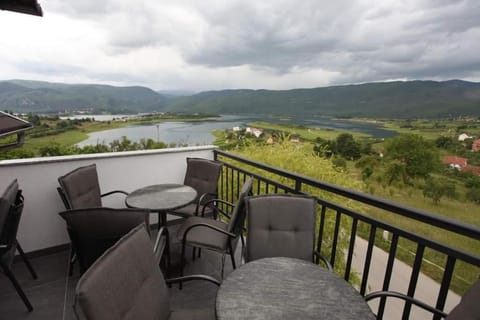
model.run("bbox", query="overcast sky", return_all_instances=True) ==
[1,0,479,92]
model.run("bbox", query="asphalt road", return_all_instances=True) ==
[352,237,461,320]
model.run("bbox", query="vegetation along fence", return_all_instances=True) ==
[213,149,480,320]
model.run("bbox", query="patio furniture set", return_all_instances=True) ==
[1,158,478,319]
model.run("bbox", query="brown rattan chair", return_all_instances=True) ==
[245,194,332,270]
[176,178,253,281]
[57,163,128,210]
[59,207,154,274]
[57,163,129,275]
[74,224,219,320]
[365,279,480,320]
[169,158,223,218]
[0,179,37,312]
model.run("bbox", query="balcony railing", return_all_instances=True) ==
[1,146,479,319]
[213,149,480,320]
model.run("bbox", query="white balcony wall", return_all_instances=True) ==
[0,146,217,253]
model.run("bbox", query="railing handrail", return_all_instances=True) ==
[214,149,480,240]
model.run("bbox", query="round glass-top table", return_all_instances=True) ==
[125,184,197,213]
[216,257,375,320]
[125,184,197,273]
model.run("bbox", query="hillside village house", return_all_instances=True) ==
[245,127,264,138]
[442,155,480,176]
[458,133,474,141]
[442,156,468,170]
[472,139,480,152]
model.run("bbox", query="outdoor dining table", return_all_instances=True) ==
[216,257,375,320]
[125,183,197,270]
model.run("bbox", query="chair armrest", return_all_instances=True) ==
[165,274,220,286]
[101,190,129,198]
[201,199,235,219]
[195,192,218,216]
[313,251,333,272]
[364,291,447,319]
[182,222,236,245]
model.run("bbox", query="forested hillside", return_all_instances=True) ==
[166,80,480,118]
[0,80,167,113]
[1,79,480,118]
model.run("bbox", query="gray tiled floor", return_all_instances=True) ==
[0,225,240,320]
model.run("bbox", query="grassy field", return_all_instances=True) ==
[20,121,127,154]
[231,141,479,294]
[247,121,371,140]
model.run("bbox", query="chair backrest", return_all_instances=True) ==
[183,158,223,205]
[58,164,102,209]
[74,224,170,320]
[227,178,253,235]
[245,194,317,262]
[0,179,24,259]
[446,279,480,320]
[59,207,149,274]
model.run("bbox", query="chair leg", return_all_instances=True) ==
[16,242,37,279]
[228,242,236,269]
[0,260,33,312]
[179,243,186,290]
[68,252,75,276]
[221,254,226,280]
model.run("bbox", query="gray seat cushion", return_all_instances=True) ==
[58,164,102,209]
[75,224,170,320]
[246,194,316,262]
[171,158,222,217]
[176,217,229,252]
[447,280,480,320]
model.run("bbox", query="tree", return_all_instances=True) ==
[313,137,335,158]
[384,134,439,179]
[384,160,407,185]
[335,133,361,160]
[435,136,455,149]
[466,188,480,204]
[423,177,456,204]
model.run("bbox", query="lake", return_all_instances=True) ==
[75,114,396,147]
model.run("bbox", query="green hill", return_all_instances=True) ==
[165,80,480,118]
[1,79,479,118]
[0,80,167,114]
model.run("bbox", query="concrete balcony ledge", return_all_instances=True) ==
[0,146,218,254]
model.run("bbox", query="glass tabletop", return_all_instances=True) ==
[216,257,375,320]
[125,184,197,212]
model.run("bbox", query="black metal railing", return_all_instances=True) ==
[213,149,480,320]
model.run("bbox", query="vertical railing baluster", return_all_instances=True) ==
[316,205,327,259]
[402,244,425,320]
[433,256,456,320]
[236,170,240,201]
[229,167,234,203]
[377,233,399,319]
[360,226,377,295]
[295,179,302,193]
[344,218,358,281]
[330,210,342,269]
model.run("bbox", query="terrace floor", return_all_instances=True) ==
[0,223,236,320]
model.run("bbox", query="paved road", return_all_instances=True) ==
[352,237,460,320]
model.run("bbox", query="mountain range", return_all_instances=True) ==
[1,79,479,118]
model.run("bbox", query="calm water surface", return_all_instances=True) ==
[75,114,396,147]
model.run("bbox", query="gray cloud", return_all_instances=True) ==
[1,0,479,90]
